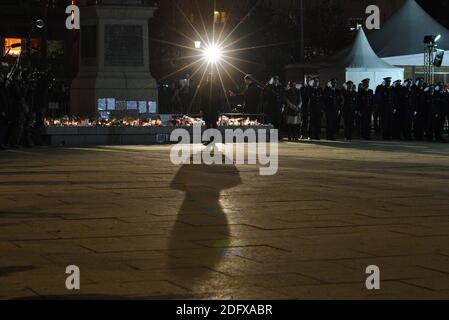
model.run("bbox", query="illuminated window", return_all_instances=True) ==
[4,38,22,57]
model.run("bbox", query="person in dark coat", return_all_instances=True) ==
[229,74,261,121]
[200,73,224,145]
[342,81,357,141]
[373,82,384,136]
[400,79,414,140]
[262,76,284,130]
[284,81,302,141]
[308,77,324,140]
[0,73,9,149]
[358,78,374,140]
[379,77,395,140]
[423,84,438,142]
[299,76,311,139]
[443,85,449,139]
[32,70,50,146]
[7,72,27,148]
[243,74,261,119]
[412,78,425,140]
[323,79,341,141]
[434,82,446,142]
[392,80,403,139]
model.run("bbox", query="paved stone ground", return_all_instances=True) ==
[1,140,449,300]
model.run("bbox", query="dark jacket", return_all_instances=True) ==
[200,80,224,124]
[263,84,284,117]
[0,82,8,121]
[284,88,301,116]
[244,82,261,115]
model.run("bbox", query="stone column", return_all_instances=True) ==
[70,2,158,117]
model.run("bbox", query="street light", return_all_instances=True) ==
[424,34,441,45]
[203,44,223,64]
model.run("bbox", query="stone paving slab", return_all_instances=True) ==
[0,140,449,299]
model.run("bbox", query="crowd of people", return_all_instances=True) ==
[2,68,449,149]
[0,68,52,150]
[233,75,449,143]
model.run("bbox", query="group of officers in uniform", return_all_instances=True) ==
[255,76,449,142]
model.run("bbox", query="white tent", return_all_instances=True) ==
[369,0,449,66]
[319,28,404,90]
[382,51,449,67]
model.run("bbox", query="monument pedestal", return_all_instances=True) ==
[70,4,158,117]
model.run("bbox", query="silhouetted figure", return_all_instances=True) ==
[400,79,414,140]
[323,79,341,141]
[434,82,446,142]
[284,81,302,141]
[412,78,425,140]
[0,73,8,149]
[392,80,403,139]
[342,81,357,141]
[424,84,438,142]
[358,78,374,140]
[308,77,324,140]
[200,74,225,145]
[229,74,261,120]
[379,77,394,140]
[263,76,284,130]
[300,76,312,140]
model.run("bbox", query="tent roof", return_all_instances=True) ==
[369,0,449,57]
[382,51,449,66]
[326,27,399,70]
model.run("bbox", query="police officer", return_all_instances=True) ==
[300,76,312,140]
[323,79,340,141]
[434,82,446,142]
[342,81,357,141]
[308,78,324,140]
[392,80,403,139]
[374,81,385,135]
[412,78,425,140]
[400,79,414,140]
[358,78,374,140]
[423,84,438,142]
[284,81,302,141]
[379,77,394,140]
[443,85,449,140]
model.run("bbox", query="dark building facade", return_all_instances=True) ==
[0,1,85,80]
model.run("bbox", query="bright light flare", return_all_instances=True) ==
[203,44,223,64]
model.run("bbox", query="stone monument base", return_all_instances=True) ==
[71,71,158,117]
[70,3,158,117]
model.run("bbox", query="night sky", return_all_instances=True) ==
[418,0,449,27]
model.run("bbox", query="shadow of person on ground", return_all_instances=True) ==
[168,152,241,288]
